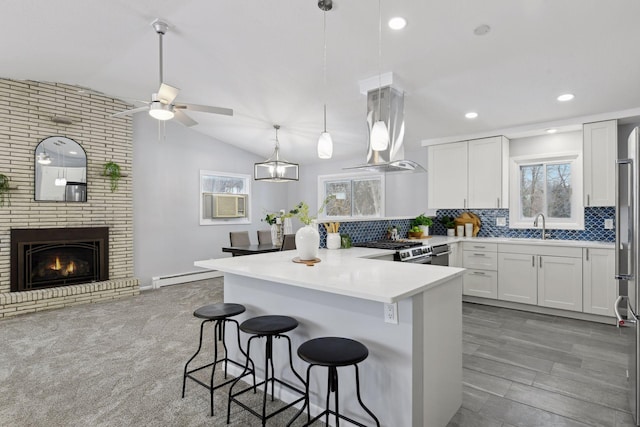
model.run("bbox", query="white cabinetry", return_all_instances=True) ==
[449,243,461,268]
[583,248,617,316]
[583,120,617,207]
[498,253,537,304]
[537,255,583,312]
[427,136,508,209]
[468,137,509,209]
[497,244,583,312]
[427,141,467,209]
[462,242,497,299]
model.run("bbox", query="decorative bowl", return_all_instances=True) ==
[408,231,423,239]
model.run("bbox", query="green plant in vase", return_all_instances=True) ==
[103,161,121,192]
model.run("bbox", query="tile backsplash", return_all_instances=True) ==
[318,206,615,247]
[433,207,615,241]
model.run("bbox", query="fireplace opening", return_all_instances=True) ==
[11,228,108,292]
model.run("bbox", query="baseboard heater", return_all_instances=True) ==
[149,270,223,290]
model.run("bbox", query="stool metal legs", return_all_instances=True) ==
[227,334,306,425]
[182,318,255,416]
[287,363,380,427]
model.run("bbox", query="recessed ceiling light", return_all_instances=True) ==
[388,17,407,30]
[557,93,575,102]
[465,112,478,119]
[546,129,557,134]
[473,24,491,36]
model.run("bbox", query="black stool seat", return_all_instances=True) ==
[298,337,368,367]
[227,315,306,425]
[182,303,255,417]
[240,315,298,335]
[287,337,380,427]
[194,303,245,320]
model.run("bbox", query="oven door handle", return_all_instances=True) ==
[402,256,432,264]
[432,251,451,257]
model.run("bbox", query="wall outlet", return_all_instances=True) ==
[384,302,398,324]
[604,218,614,229]
[496,217,506,227]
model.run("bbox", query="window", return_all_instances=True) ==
[509,153,583,229]
[200,170,251,225]
[318,173,384,219]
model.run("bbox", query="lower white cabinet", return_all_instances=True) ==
[537,255,583,312]
[462,242,497,298]
[449,243,461,268]
[583,248,617,316]
[464,270,498,298]
[498,253,537,304]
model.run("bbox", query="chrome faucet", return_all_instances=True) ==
[533,213,547,240]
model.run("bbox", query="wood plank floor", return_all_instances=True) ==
[447,302,637,427]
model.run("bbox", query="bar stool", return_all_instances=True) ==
[287,337,380,427]
[227,315,306,425]
[182,303,255,416]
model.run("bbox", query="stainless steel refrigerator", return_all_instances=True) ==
[615,126,640,425]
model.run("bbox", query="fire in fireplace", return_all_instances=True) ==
[11,227,109,292]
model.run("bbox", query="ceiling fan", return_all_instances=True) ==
[113,19,233,127]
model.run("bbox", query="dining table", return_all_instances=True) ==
[221,244,281,257]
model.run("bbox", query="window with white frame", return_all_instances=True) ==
[200,170,251,225]
[318,173,384,219]
[509,153,583,230]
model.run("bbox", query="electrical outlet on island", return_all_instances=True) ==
[384,302,398,324]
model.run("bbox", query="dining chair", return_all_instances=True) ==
[257,230,272,245]
[281,234,296,251]
[229,231,251,247]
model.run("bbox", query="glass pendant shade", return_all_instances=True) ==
[148,101,174,121]
[317,131,333,159]
[37,152,52,165]
[370,120,390,151]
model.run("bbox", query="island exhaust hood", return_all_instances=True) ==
[344,85,426,174]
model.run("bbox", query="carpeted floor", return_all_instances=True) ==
[0,278,315,427]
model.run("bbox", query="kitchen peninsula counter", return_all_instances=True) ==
[195,248,464,427]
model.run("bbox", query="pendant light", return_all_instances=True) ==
[370,0,390,152]
[254,125,300,182]
[317,0,333,159]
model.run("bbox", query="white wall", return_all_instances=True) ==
[133,118,289,287]
[290,147,429,219]
[509,131,582,157]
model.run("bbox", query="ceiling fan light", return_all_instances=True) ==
[317,131,333,159]
[370,120,390,151]
[37,152,52,165]
[149,102,175,120]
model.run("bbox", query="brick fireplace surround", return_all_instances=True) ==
[0,79,139,318]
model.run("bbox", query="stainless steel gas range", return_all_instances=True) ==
[354,240,451,265]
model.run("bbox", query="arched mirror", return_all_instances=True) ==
[35,136,87,202]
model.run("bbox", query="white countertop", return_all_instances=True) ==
[416,235,614,249]
[195,247,465,304]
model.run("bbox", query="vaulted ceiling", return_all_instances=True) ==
[4,0,640,164]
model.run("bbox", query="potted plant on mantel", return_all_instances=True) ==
[439,216,457,237]
[411,213,434,237]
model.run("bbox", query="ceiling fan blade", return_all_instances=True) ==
[112,106,149,118]
[173,109,198,127]
[157,83,180,104]
[177,102,233,116]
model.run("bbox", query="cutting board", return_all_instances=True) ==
[454,212,481,236]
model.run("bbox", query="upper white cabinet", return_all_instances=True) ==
[428,136,509,209]
[468,137,509,209]
[583,120,617,207]
[427,141,468,209]
[583,248,617,316]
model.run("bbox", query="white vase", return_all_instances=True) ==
[296,224,320,260]
[447,228,455,237]
[271,223,283,247]
[326,233,341,250]
[419,225,429,236]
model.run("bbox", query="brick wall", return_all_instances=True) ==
[0,79,139,318]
